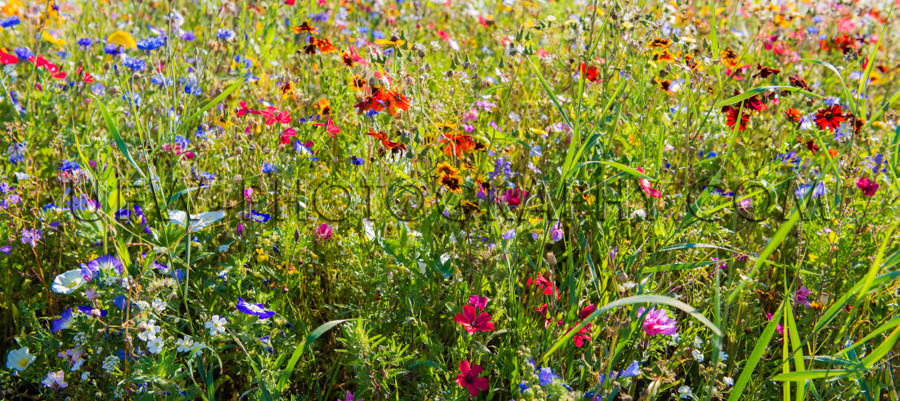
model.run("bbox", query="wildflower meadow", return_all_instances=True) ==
[2,0,900,400]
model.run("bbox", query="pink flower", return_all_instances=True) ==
[766,312,784,335]
[244,187,254,201]
[467,295,488,311]
[456,360,489,397]
[856,177,878,196]
[635,168,661,198]
[638,307,677,336]
[501,188,527,207]
[315,223,333,241]
[454,304,495,334]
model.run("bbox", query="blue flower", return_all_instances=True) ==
[538,367,556,386]
[103,44,122,55]
[350,156,364,165]
[216,29,236,41]
[77,306,108,317]
[59,160,81,171]
[86,254,125,275]
[235,297,275,319]
[250,210,270,223]
[1,16,21,28]
[794,182,826,199]
[77,38,94,48]
[179,31,196,41]
[14,47,32,60]
[502,229,516,240]
[7,142,27,164]
[122,56,147,72]
[136,36,167,51]
[51,308,73,333]
[20,228,41,247]
[262,163,277,174]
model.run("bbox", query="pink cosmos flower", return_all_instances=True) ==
[638,307,677,336]
[454,304,494,334]
[456,360,489,397]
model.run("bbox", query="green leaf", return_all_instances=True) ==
[860,325,900,369]
[182,80,242,127]
[771,370,853,382]
[93,95,146,180]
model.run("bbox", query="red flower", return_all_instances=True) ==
[312,118,340,137]
[814,104,846,131]
[636,167,661,198]
[454,304,494,334]
[237,100,260,117]
[856,177,878,196]
[569,323,592,347]
[0,50,18,65]
[280,127,297,145]
[456,361,489,397]
[501,188,527,207]
[721,105,750,131]
[527,275,560,299]
[580,63,599,82]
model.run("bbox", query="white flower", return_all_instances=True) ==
[723,376,734,386]
[692,349,705,362]
[189,342,206,357]
[678,385,693,399]
[175,336,195,353]
[205,315,227,336]
[42,370,67,388]
[135,301,150,310]
[147,337,164,354]
[693,336,704,348]
[51,269,85,294]
[152,298,165,312]
[6,347,35,371]
[137,320,161,342]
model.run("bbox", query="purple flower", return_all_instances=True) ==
[795,286,811,307]
[235,297,275,319]
[501,229,516,240]
[51,308,73,333]
[86,254,124,275]
[637,307,677,336]
[20,228,41,247]
[77,306,107,318]
[549,220,564,243]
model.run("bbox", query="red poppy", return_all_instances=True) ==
[280,127,296,145]
[856,177,878,196]
[454,304,494,334]
[0,50,18,65]
[312,118,340,138]
[814,104,846,131]
[568,323,592,347]
[580,62,599,82]
[237,100,260,117]
[456,361,489,397]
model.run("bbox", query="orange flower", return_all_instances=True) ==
[291,21,318,35]
[720,48,740,69]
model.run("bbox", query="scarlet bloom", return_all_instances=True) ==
[784,108,802,123]
[856,177,878,196]
[366,130,407,153]
[721,105,750,131]
[454,304,494,334]
[0,50,18,65]
[814,104,846,131]
[373,88,410,116]
[579,63,599,82]
[312,118,340,137]
[527,275,560,300]
[456,361,489,397]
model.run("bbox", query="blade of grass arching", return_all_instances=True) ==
[181,80,242,128]
[540,295,721,363]
[859,325,900,369]
[784,302,808,401]
[713,86,822,108]
[276,319,351,392]
[856,5,894,119]
[728,301,784,401]
[726,189,807,305]
[801,59,858,115]
[813,270,900,334]
[836,315,900,357]
[854,220,899,306]
[92,95,147,180]
[771,370,853,382]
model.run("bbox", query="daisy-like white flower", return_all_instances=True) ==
[147,337,164,354]
[137,320,161,342]
[205,315,227,336]
[678,385,693,399]
[152,298,165,312]
[175,336,195,353]
[6,347,35,371]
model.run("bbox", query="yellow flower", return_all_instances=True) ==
[374,37,405,49]
[42,30,66,48]
[108,31,137,49]
[2,0,22,17]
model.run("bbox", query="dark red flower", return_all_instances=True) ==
[856,177,878,196]
[456,361,489,397]
[454,304,494,334]
[814,104,846,131]
[721,105,750,131]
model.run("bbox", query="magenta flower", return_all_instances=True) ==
[638,307,677,336]
[795,286,811,307]
[454,304,494,334]
[456,360,489,396]
[315,223,333,241]
[467,295,488,311]
[501,188,527,207]
[856,177,878,196]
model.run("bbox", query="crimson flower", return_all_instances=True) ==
[456,360,489,397]
[0,50,18,65]
[454,304,494,334]
[636,167,661,198]
[856,177,878,196]
[814,104,846,131]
